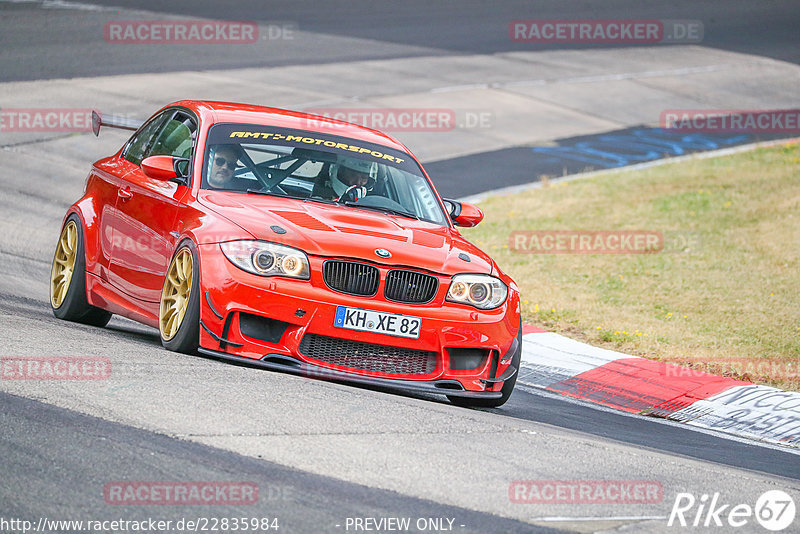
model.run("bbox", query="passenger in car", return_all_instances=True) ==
[207,144,247,190]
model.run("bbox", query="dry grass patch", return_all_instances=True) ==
[463,142,800,390]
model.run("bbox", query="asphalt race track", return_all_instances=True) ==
[2,0,799,81]
[1,1,799,533]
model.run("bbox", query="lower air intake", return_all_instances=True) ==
[298,333,437,375]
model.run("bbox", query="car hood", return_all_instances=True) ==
[197,191,494,276]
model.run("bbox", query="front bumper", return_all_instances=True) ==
[197,243,521,396]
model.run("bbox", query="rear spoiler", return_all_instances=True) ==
[92,110,144,136]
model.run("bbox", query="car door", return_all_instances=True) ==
[82,157,135,281]
[107,109,197,304]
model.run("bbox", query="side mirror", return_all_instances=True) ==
[141,155,188,182]
[443,199,483,227]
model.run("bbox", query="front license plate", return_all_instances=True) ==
[334,306,421,339]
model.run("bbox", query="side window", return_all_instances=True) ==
[149,111,197,160]
[124,113,169,166]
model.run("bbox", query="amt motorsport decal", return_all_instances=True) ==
[229,130,406,164]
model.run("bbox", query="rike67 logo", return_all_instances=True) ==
[668,490,796,531]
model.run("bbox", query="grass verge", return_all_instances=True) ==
[462,141,800,390]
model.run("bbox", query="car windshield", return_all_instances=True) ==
[202,123,447,225]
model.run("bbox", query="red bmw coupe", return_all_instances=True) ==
[50,101,522,407]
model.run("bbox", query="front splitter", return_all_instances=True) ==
[197,347,504,400]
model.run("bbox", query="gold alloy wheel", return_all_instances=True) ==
[50,220,78,308]
[159,248,193,341]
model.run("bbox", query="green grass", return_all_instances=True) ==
[463,141,800,390]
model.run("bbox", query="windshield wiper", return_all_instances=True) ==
[246,189,305,201]
[343,202,419,220]
[247,188,280,196]
[249,190,341,206]
[304,196,338,205]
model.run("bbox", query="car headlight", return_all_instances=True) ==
[446,274,507,310]
[220,241,310,280]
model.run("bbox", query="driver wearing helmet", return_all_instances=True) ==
[312,157,376,202]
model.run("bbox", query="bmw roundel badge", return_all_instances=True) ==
[375,248,391,258]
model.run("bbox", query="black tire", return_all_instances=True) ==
[159,241,200,354]
[50,214,112,327]
[448,319,522,408]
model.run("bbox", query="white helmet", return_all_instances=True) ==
[331,157,377,185]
